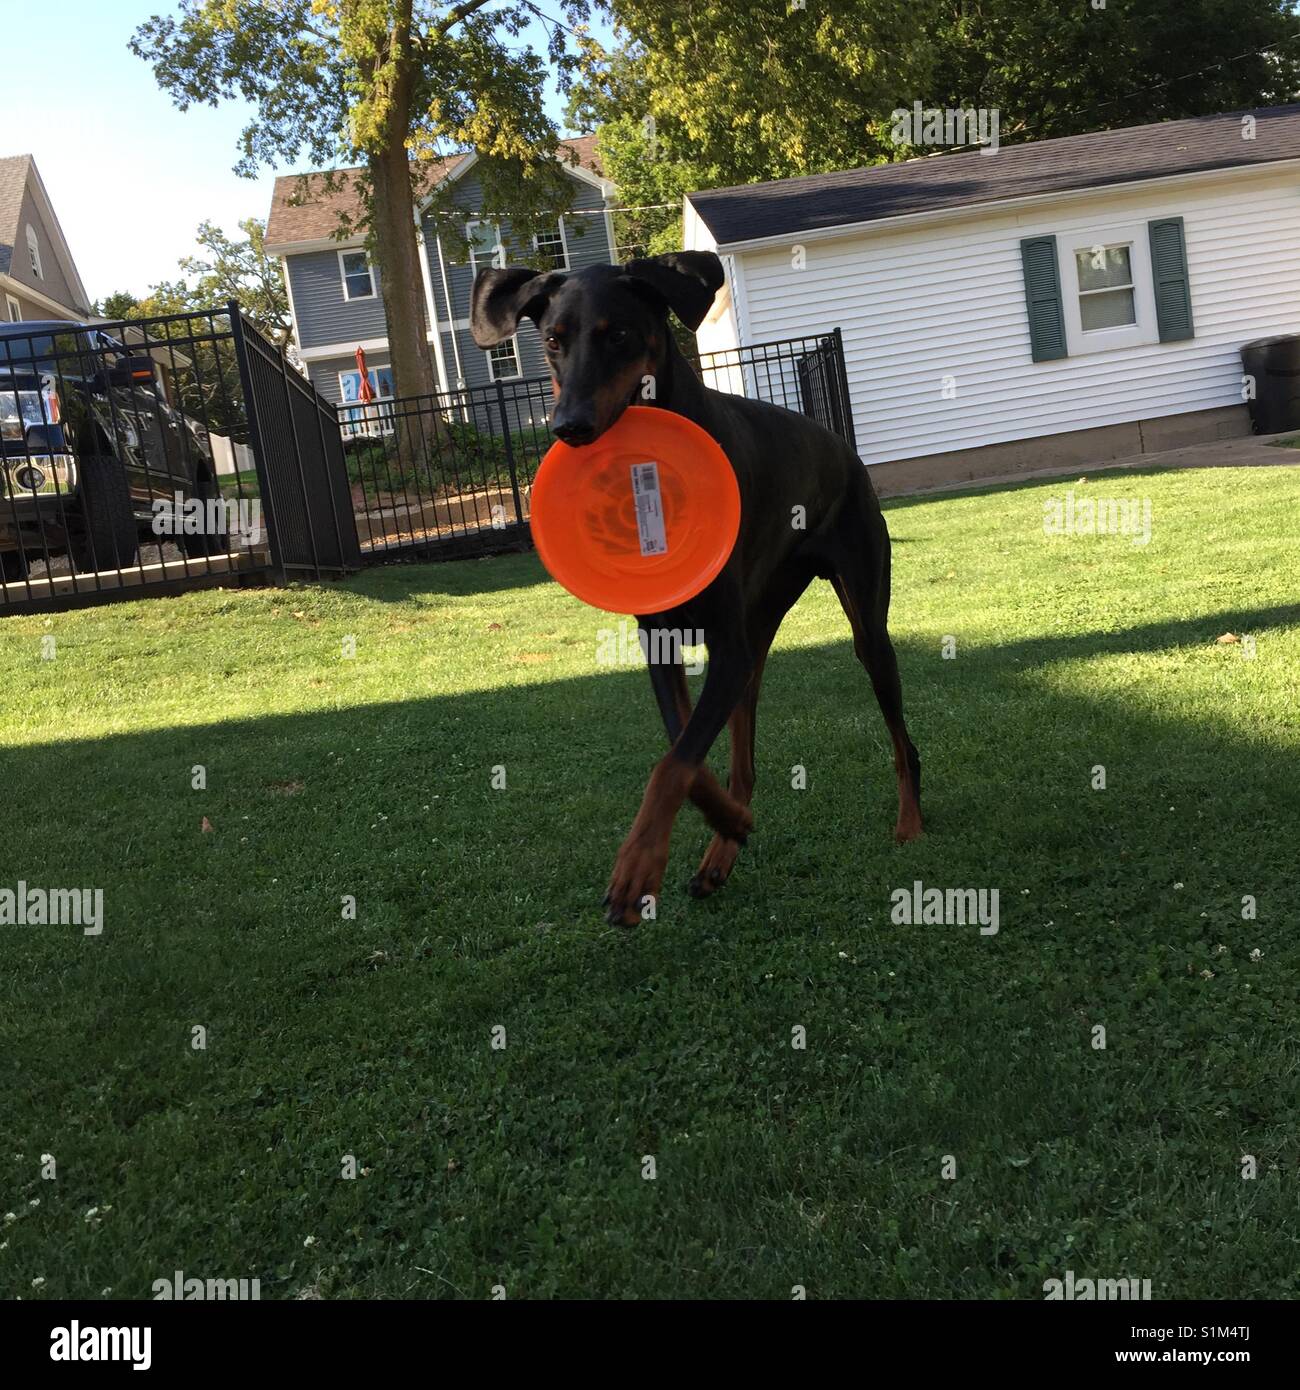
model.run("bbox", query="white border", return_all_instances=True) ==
[1058,223,1159,357]
[25,224,42,280]
[485,335,522,381]
[297,335,390,362]
[337,362,394,401]
[337,247,376,301]
[0,271,81,320]
[532,218,570,270]
[466,219,503,273]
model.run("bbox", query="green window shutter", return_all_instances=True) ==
[1148,217,1194,342]
[1019,235,1067,362]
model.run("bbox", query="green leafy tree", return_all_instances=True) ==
[96,290,147,322]
[93,222,289,436]
[574,2,935,192]
[132,0,594,406]
[580,0,1300,251]
[168,218,291,344]
[925,0,1300,145]
[96,219,288,337]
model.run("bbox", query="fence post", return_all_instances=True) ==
[270,324,321,582]
[495,378,525,539]
[228,299,286,579]
[831,326,858,453]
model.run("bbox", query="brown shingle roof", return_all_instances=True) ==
[265,137,606,249]
[557,134,603,178]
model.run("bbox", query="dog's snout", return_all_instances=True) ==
[551,413,597,446]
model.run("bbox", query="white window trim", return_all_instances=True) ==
[532,218,570,271]
[25,224,42,279]
[337,365,394,402]
[486,335,522,382]
[4,294,20,322]
[337,365,397,438]
[1058,223,1159,357]
[466,219,504,273]
[337,248,376,302]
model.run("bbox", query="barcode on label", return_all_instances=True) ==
[631,461,668,557]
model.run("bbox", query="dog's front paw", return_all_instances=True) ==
[604,835,668,928]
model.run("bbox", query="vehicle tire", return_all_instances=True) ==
[74,453,139,573]
[1,547,28,583]
[179,462,231,559]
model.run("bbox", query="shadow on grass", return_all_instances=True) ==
[3,600,1297,901]
[3,598,1299,1299]
[327,544,550,601]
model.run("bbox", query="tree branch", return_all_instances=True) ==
[430,0,497,40]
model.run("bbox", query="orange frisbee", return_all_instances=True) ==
[529,406,741,613]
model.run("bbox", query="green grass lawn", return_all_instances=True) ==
[2,463,1298,1300]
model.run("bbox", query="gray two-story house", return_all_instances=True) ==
[265,137,616,419]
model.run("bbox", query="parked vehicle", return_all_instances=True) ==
[0,320,226,580]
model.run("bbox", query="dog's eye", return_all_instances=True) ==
[608,327,628,345]
[545,335,561,352]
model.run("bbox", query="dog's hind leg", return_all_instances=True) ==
[828,503,922,843]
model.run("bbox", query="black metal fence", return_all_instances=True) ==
[691,329,856,451]
[341,375,556,563]
[0,307,269,616]
[342,328,857,563]
[234,313,360,576]
[2,317,853,613]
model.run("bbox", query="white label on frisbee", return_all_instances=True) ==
[631,462,667,557]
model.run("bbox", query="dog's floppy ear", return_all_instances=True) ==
[618,251,725,330]
[470,267,566,347]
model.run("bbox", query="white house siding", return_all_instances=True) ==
[682,202,743,358]
[718,165,1300,465]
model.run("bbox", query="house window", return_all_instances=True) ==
[487,338,521,381]
[4,295,19,322]
[467,221,503,272]
[338,250,375,300]
[339,364,395,403]
[338,363,396,438]
[1075,244,1136,331]
[26,225,42,279]
[1058,223,1159,357]
[532,222,568,271]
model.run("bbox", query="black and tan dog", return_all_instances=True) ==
[471,252,921,926]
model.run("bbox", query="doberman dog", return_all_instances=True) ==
[471,251,921,927]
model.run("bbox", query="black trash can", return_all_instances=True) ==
[1240,334,1300,434]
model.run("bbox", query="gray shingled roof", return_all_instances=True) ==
[0,154,34,277]
[689,104,1300,246]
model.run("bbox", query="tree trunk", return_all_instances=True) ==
[366,1,447,455]
[369,147,434,404]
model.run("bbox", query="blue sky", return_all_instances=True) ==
[4,1,613,304]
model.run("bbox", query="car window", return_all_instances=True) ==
[0,330,96,382]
